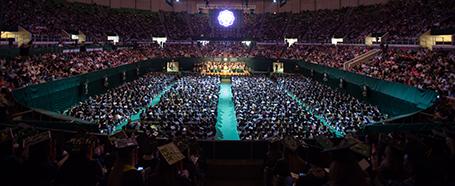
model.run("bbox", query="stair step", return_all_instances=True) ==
[343,49,381,70]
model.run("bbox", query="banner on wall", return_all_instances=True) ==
[167,61,179,72]
[273,62,284,73]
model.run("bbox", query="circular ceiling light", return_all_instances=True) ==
[217,10,235,27]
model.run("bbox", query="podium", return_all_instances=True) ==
[221,76,231,83]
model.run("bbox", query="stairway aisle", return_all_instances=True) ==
[215,82,240,140]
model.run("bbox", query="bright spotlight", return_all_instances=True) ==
[217,10,235,27]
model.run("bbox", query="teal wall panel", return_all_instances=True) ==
[13,58,438,120]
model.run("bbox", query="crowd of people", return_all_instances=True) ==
[66,73,175,134]
[199,42,252,58]
[162,41,251,58]
[0,124,208,186]
[0,42,230,89]
[285,9,346,43]
[2,0,454,43]
[329,0,452,43]
[195,61,247,75]
[353,48,455,97]
[46,72,387,140]
[250,44,287,59]
[278,75,387,134]
[1,0,165,42]
[0,41,280,90]
[161,12,191,40]
[283,44,369,68]
[1,42,453,129]
[0,45,164,89]
[3,118,455,186]
[263,129,455,186]
[232,76,334,141]
[1,0,455,185]
[1,41,454,101]
[140,75,219,140]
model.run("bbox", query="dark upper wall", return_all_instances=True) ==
[67,0,390,13]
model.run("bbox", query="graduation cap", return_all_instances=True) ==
[0,128,17,156]
[345,137,371,157]
[11,126,48,147]
[22,131,51,148]
[379,133,405,152]
[295,140,332,168]
[283,136,301,151]
[67,134,100,152]
[0,128,14,144]
[319,137,373,168]
[315,136,334,149]
[321,139,356,153]
[322,141,364,167]
[112,138,138,149]
[432,128,455,139]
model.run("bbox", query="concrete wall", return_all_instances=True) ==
[67,0,390,13]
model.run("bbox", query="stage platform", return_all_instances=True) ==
[204,72,249,76]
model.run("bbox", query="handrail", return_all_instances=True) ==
[343,49,380,70]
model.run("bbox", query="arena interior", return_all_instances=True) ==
[1,0,455,185]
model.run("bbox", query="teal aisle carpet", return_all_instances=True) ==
[113,82,176,133]
[286,91,344,137]
[215,83,240,140]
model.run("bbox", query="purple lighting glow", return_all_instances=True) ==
[217,10,235,27]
